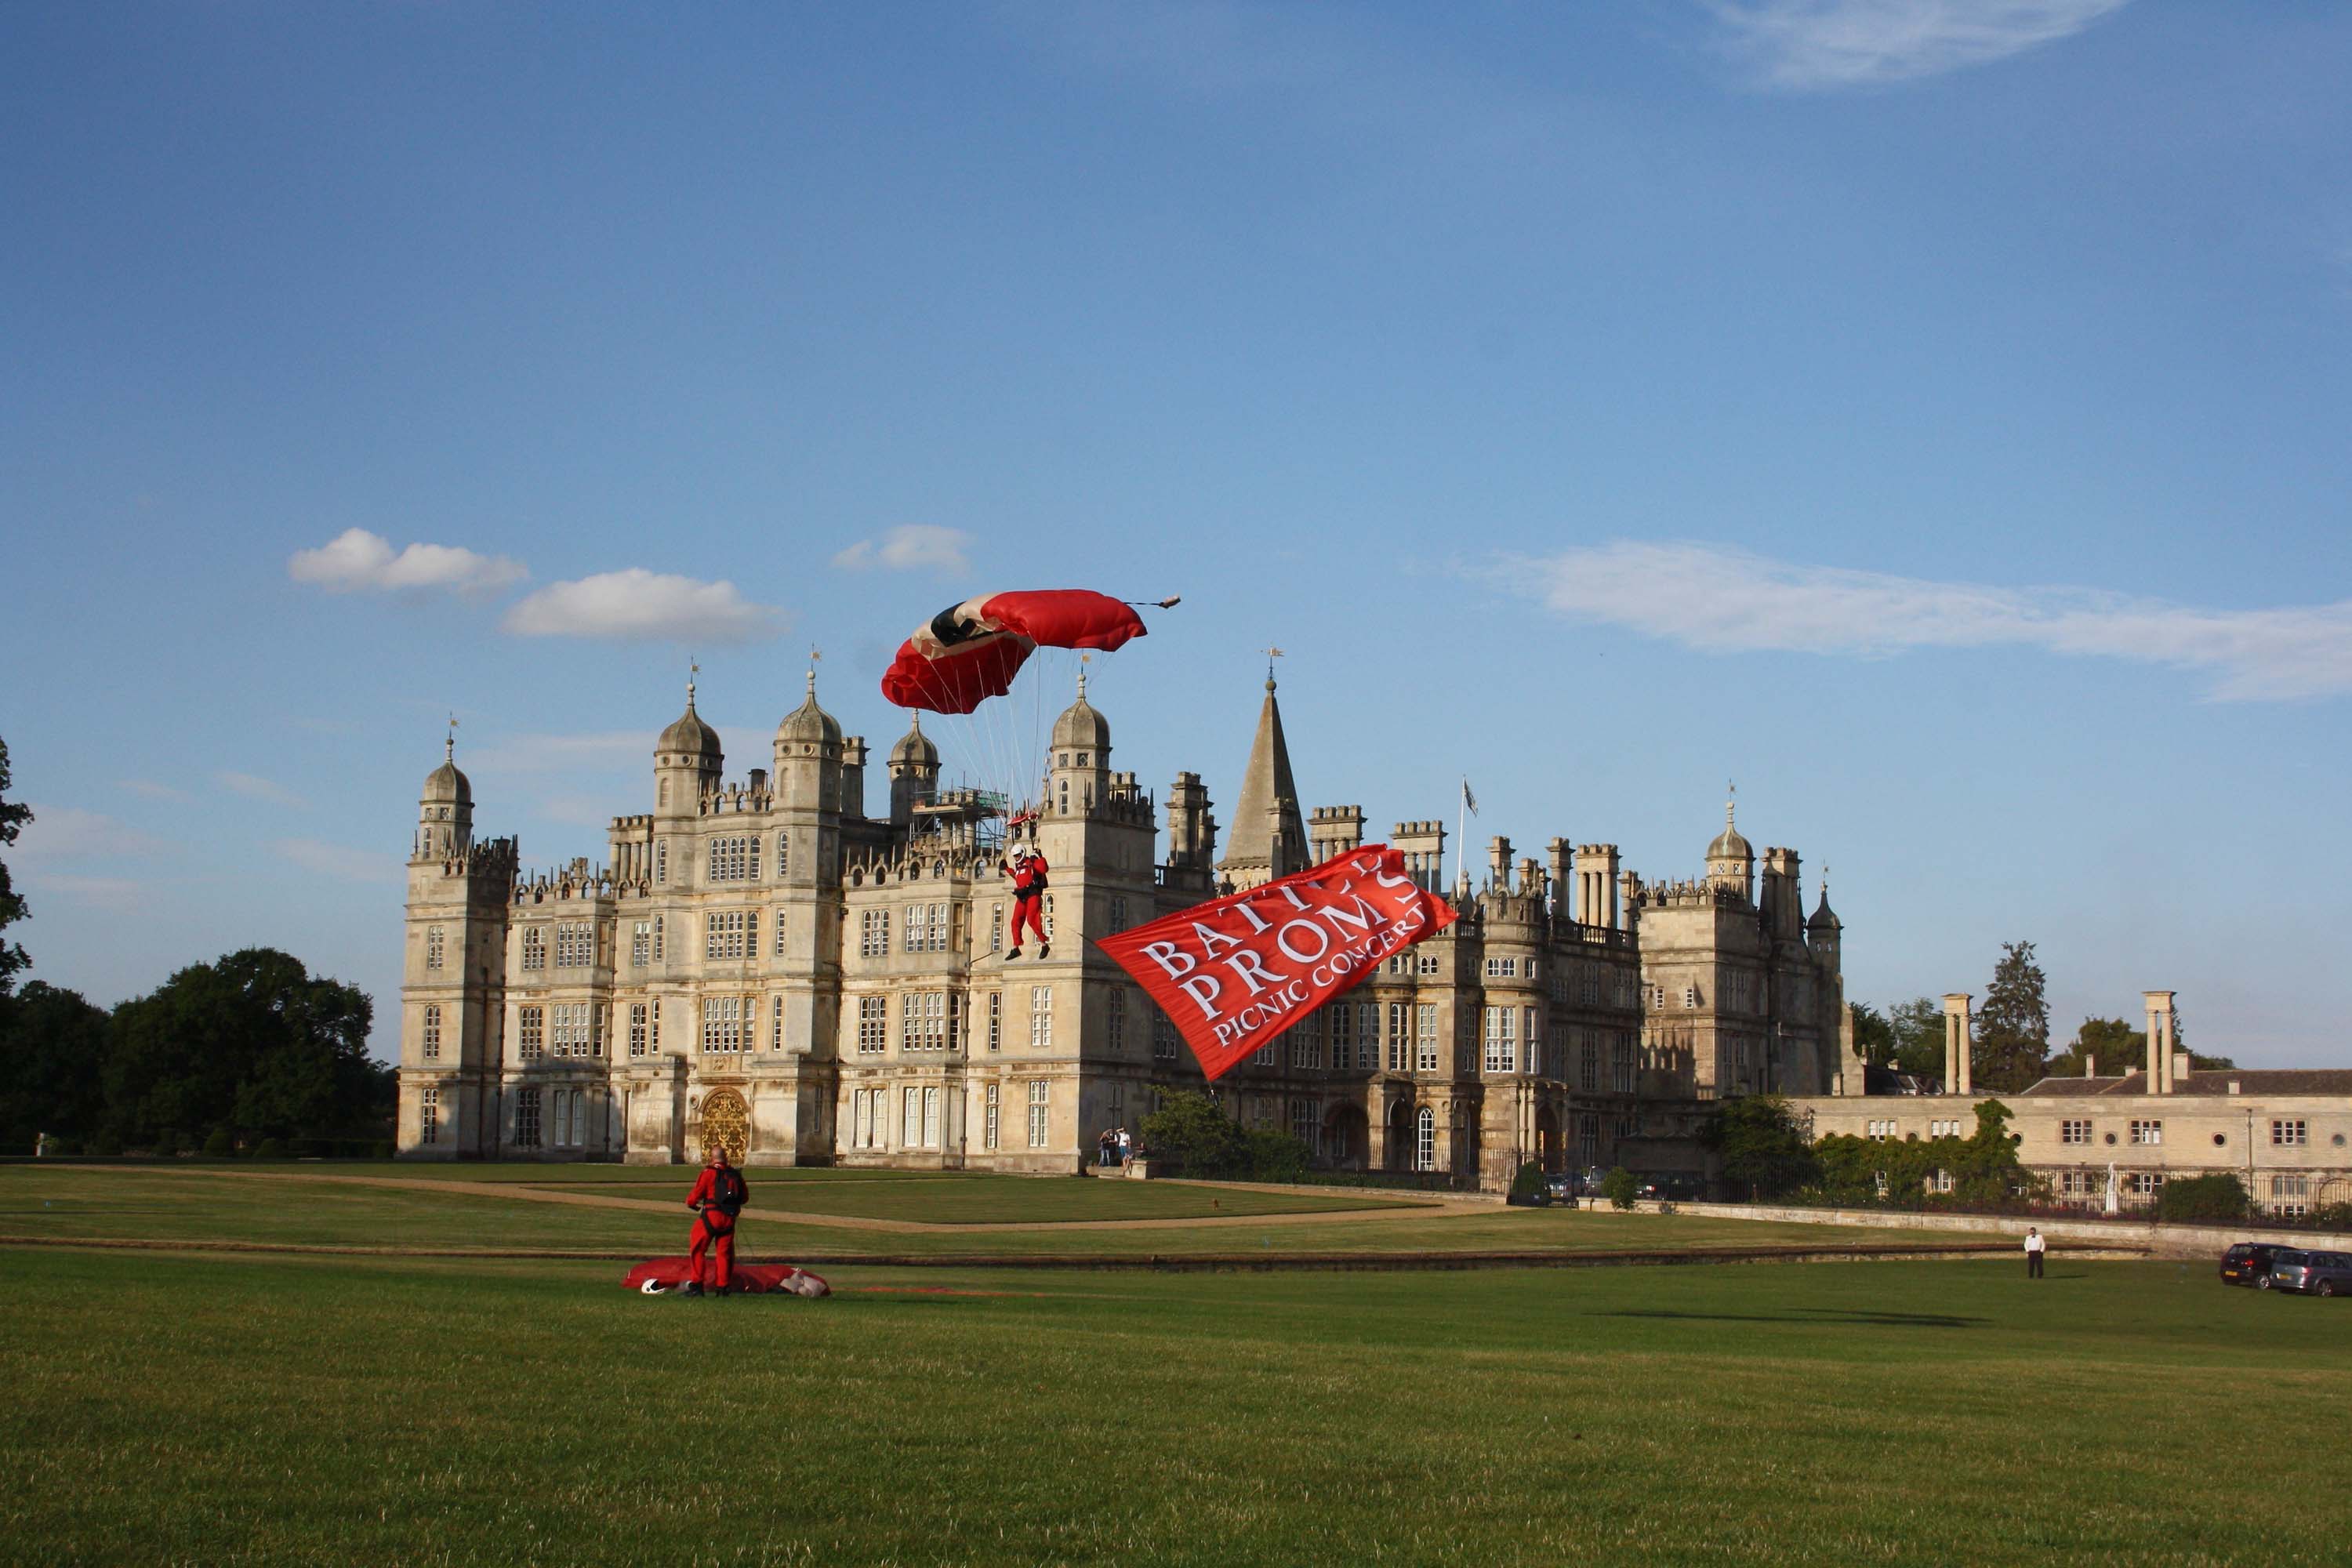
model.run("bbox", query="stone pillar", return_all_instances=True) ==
[1943,993,1972,1095]
[2144,991,2175,1094]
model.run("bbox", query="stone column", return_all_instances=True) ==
[1943,993,1973,1095]
[2144,991,2176,1094]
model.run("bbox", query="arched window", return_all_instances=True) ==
[776,832,789,877]
[655,843,667,884]
[1414,1107,1436,1172]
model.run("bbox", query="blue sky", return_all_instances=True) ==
[5,2,2348,1065]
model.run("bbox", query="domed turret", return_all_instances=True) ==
[1051,667,1111,757]
[655,673,723,818]
[887,711,940,827]
[658,684,723,762]
[776,667,843,749]
[1704,792,1753,901]
[1807,876,1841,933]
[890,712,939,768]
[413,727,474,862]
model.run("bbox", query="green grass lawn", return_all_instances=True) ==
[2,1245,2343,1566]
[0,1165,1973,1258]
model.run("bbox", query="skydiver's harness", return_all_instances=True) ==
[692,1167,746,1232]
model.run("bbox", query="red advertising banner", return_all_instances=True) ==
[1096,844,1457,1083]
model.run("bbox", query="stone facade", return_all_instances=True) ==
[397,670,1854,1188]
[1788,1003,2352,1220]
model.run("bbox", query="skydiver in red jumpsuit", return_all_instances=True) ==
[684,1147,747,1296]
[1000,847,1050,960]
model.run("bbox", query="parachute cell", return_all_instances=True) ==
[880,589,1148,715]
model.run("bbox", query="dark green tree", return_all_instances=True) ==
[1848,1004,1895,1068]
[1972,942,2050,1093]
[1601,1167,1639,1210]
[0,981,111,1149]
[1138,1090,1248,1177]
[1886,997,1947,1080]
[0,738,31,997]
[2158,1173,2249,1223]
[2049,1016,2140,1079]
[1704,1093,1820,1200]
[105,948,383,1143]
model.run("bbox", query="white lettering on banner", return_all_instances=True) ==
[1275,919,1330,964]
[1192,922,1243,958]
[1224,949,1290,995]
[1230,899,1272,936]
[1178,972,1224,1018]
[1142,939,1195,978]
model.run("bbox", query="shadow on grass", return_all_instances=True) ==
[1605,1307,1989,1329]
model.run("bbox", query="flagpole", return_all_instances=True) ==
[1457,777,1466,895]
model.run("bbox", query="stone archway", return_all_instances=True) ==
[1535,1106,1562,1172]
[699,1088,750,1165]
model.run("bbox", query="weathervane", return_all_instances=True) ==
[1261,645,1285,684]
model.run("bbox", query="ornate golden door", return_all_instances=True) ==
[699,1089,750,1165]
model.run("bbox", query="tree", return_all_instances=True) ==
[105,948,383,1143]
[1601,1167,1639,1210]
[1809,1099,2042,1210]
[1138,1090,1248,1177]
[1704,1093,1820,1200]
[1972,941,2050,1093]
[0,980,111,1149]
[2049,1017,2141,1079]
[1848,1004,1895,1068]
[2158,1173,2249,1223]
[1886,997,1947,1080]
[0,738,31,997]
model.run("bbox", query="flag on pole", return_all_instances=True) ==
[1461,778,1479,816]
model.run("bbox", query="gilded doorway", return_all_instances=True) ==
[700,1089,750,1164]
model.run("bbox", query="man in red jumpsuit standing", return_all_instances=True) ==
[1001,846,1050,960]
[684,1146,748,1297]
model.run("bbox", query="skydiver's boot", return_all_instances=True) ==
[1005,947,1023,961]
[1038,943,1051,960]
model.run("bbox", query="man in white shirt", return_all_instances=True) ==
[2024,1226,2046,1279]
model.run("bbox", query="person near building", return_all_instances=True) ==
[685,1147,749,1296]
[1000,847,1050,959]
[1116,1125,1132,1166]
[2024,1226,2046,1279]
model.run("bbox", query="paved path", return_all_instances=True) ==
[89,1165,1486,1234]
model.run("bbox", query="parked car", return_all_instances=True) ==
[2220,1243,2292,1287]
[2264,1248,2352,1297]
[1540,1173,1579,1202]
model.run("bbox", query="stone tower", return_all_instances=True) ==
[1217,672,1308,890]
[399,731,515,1156]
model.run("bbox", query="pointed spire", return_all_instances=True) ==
[1218,668,1307,889]
[445,712,458,764]
[688,657,700,708]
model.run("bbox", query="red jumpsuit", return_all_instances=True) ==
[686,1162,747,1290]
[1005,854,1050,948]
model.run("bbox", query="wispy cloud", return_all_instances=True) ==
[217,770,309,809]
[832,525,975,575]
[119,779,191,803]
[274,837,401,886]
[288,527,527,595]
[503,569,786,643]
[16,806,171,861]
[1700,0,2129,89]
[20,872,151,914]
[1491,541,2352,701]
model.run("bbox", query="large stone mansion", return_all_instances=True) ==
[397,668,1860,1189]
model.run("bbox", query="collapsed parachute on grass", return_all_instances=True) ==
[880,590,1156,716]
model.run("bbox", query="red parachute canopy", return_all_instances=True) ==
[880,590,1149,715]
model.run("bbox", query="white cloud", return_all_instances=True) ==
[217,771,310,809]
[274,837,401,886]
[1492,541,2352,701]
[119,779,191,802]
[502,569,786,643]
[832,525,975,575]
[288,528,528,596]
[15,806,171,861]
[1701,0,2129,89]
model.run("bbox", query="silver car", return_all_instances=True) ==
[2264,1248,2352,1297]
